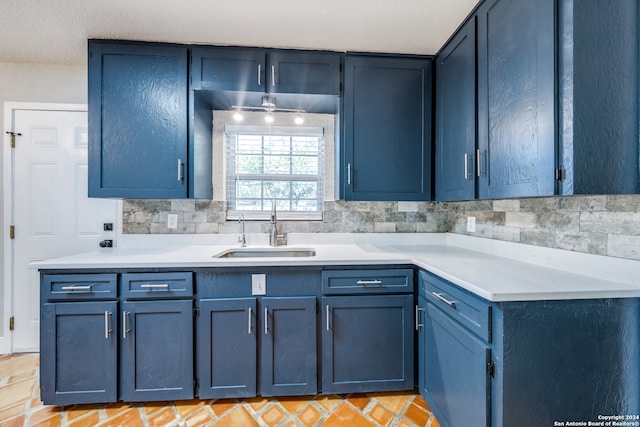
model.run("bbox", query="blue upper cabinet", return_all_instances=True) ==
[268,51,341,95]
[476,0,555,199]
[191,47,264,92]
[88,40,188,198]
[191,47,341,95]
[343,55,432,201]
[558,0,639,195]
[435,17,477,202]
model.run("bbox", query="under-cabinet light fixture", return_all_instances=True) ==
[231,96,306,124]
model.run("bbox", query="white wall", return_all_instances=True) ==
[0,61,86,343]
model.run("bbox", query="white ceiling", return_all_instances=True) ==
[1,0,480,65]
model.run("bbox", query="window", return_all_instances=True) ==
[226,125,324,220]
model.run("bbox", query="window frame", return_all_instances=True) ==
[225,124,325,221]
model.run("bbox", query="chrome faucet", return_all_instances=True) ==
[269,200,286,246]
[238,214,247,247]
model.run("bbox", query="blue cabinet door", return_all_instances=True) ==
[322,295,414,393]
[191,47,264,92]
[88,41,188,198]
[424,302,490,427]
[260,297,317,396]
[40,302,117,405]
[120,300,193,401]
[268,51,341,95]
[197,298,257,398]
[343,55,432,201]
[476,0,555,199]
[435,17,477,202]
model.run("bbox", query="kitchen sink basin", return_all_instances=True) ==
[213,247,316,258]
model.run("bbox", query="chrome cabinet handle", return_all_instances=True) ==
[258,64,262,85]
[140,284,169,289]
[464,153,469,180]
[347,163,351,185]
[326,305,330,331]
[177,159,184,181]
[104,311,112,339]
[61,285,92,291]
[122,311,130,339]
[415,305,424,331]
[248,307,252,335]
[476,149,481,177]
[271,65,276,87]
[264,307,268,335]
[432,292,457,309]
[356,280,382,285]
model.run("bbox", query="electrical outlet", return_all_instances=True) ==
[467,216,476,233]
[103,223,113,231]
[167,214,178,229]
[252,274,266,296]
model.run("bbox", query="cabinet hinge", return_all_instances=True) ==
[193,307,200,317]
[5,131,21,148]
[194,378,199,393]
[554,167,564,181]
[487,361,495,378]
[9,226,15,239]
[9,316,15,331]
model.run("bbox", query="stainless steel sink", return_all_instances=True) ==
[213,247,316,258]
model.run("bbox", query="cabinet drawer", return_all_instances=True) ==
[121,272,193,299]
[420,271,491,342]
[322,269,413,294]
[43,274,117,301]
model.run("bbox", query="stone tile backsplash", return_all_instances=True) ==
[123,195,640,261]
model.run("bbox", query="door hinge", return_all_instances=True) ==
[6,131,21,148]
[554,167,564,181]
[487,361,495,378]
[9,316,15,331]
[9,226,15,239]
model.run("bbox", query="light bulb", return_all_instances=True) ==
[265,112,274,123]
[294,113,304,125]
[233,111,244,121]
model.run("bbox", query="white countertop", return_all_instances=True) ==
[32,233,640,302]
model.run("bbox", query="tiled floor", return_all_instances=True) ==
[0,353,440,427]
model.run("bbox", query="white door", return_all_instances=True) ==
[8,106,118,352]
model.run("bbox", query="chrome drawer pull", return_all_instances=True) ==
[61,285,92,291]
[432,292,457,309]
[356,280,382,285]
[140,284,170,289]
[248,307,252,335]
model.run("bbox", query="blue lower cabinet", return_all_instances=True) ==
[120,300,194,402]
[424,303,490,427]
[321,295,414,393]
[260,297,317,396]
[416,295,428,398]
[197,298,257,398]
[40,302,118,405]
